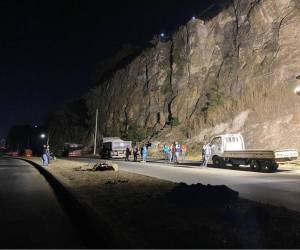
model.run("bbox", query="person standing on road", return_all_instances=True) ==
[41,145,48,166]
[171,142,176,162]
[133,145,139,162]
[140,145,144,160]
[175,142,180,163]
[162,144,169,161]
[202,144,205,161]
[201,144,211,168]
[169,144,173,163]
[125,146,131,161]
[46,145,51,164]
[142,145,148,163]
[181,144,187,161]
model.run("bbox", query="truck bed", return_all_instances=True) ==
[223,149,298,161]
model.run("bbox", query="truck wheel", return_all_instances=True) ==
[268,163,279,172]
[213,156,225,168]
[263,161,278,172]
[250,160,262,172]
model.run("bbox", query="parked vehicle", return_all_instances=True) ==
[209,133,298,172]
[23,149,33,157]
[63,143,83,157]
[7,151,19,157]
[0,147,7,157]
[101,137,132,159]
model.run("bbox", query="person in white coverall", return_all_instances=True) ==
[202,144,211,167]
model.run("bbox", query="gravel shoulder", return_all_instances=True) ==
[25,157,300,248]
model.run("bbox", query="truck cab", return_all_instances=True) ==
[210,134,245,158]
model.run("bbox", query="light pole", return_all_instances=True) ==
[93,109,98,156]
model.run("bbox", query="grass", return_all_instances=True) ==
[26,158,300,248]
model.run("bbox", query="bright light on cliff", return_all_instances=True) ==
[160,33,165,38]
[192,16,196,20]
[294,86,300,96]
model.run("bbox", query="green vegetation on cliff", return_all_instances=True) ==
[46,0,300,153]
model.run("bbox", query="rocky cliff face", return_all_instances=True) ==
[65,0,300,152]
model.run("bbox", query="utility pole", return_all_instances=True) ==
[46,135,50,147]
[93,108,98,156]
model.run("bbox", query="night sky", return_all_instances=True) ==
[0,0,215,139]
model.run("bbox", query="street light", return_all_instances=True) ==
[286,76,300,95]
[294,85,300,96]
[40,133,49,147]
[292,75,300,96]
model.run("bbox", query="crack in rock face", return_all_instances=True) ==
[49,0,300,152]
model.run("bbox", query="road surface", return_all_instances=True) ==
[73,157,300,213]
[0,158,84,248]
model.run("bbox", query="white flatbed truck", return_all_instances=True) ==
[209,134,298,172]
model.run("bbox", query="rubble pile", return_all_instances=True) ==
[75,161,118,172]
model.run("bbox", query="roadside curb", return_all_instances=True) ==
[16,157,119,248]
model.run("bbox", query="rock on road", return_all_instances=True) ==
[0,158,84,248]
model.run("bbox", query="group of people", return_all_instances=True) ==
[162,141,211,167]
[41,144,51,166]
[125,141,151,162]
[39,140,211,167]
[124,140,212,167]
[162,142,187,163]
[41,144,56,166]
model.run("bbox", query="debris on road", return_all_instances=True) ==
[74,161,119,172]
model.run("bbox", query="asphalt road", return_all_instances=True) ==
[74,157,300,213]
[0,157,84,248]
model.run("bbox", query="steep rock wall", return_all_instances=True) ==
[86,0,300,151]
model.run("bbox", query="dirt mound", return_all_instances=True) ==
[167,183,239,206]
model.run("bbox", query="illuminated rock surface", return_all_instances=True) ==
[50,0,300,151]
